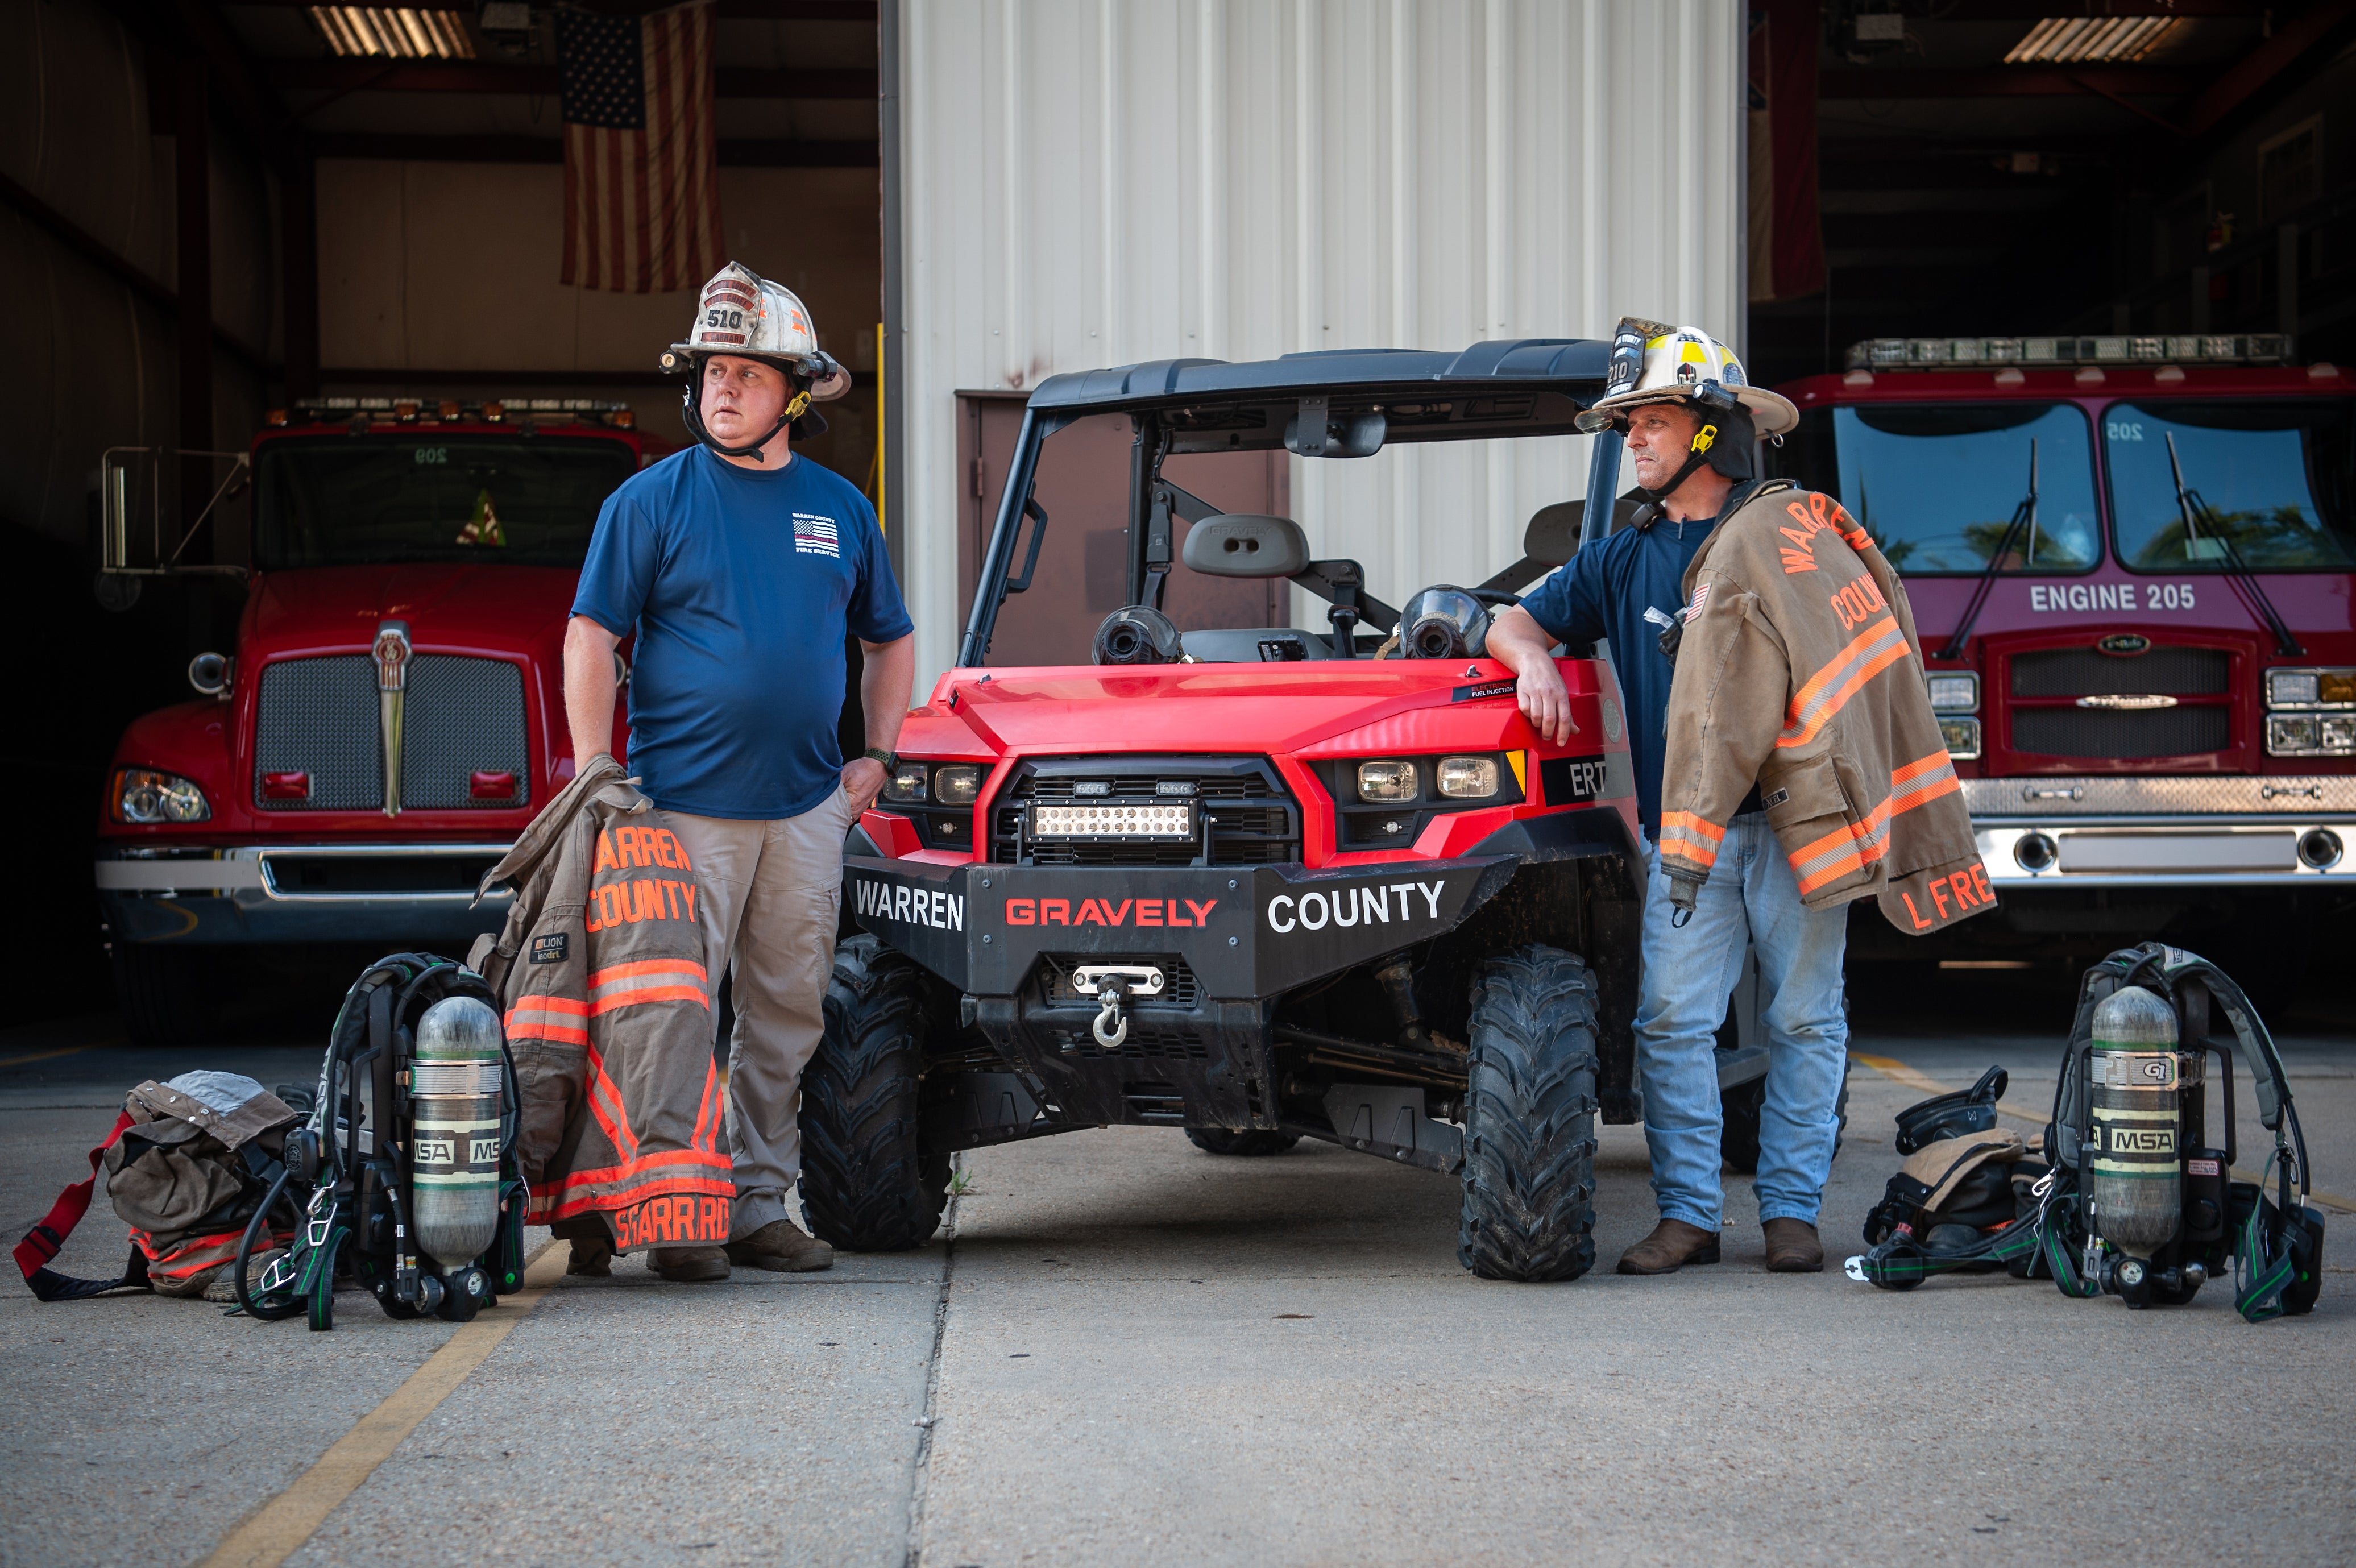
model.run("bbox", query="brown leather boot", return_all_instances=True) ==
[725,1218,836,1272]
[1616,1218,1722,1275]
[563,1237,613,1277]
[648,1246,731,1282]
[1762,1217,1824,1273]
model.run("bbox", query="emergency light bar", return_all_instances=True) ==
[1845,334,2293,372]
[269,397,637,429]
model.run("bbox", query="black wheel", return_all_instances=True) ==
[1719,1058,1850,1175]
[110,943,221,1046]
[800,935,951,1252]
[1457,944,1600,1283]
[1185,1127,1301,1157]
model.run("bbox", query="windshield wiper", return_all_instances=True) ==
[1938,438,2036,660]
[2164,430,2303,657]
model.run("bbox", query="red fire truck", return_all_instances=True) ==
[1770,334,2355,999]
[94,397,662,1042]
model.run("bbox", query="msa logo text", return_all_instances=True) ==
[855,878,965,931]
[2105,1127,2177,1154]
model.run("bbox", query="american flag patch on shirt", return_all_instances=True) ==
[793,512,841,558]
[1689,582,1710,615]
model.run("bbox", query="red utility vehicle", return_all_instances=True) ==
[801,343,1672,1283]
[1769,335,2356,997]
[94,397,659,1042]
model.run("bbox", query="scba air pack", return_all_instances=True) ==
[1848,943,2323,1322]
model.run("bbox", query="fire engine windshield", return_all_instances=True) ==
[252,434,637,570]
[2104,400,2356,571]
[1772,403,2101,573]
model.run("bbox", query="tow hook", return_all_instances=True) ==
[1072,965,1165,1050]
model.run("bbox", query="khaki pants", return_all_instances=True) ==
[669,785,858,1242]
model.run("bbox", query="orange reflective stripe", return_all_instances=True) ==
[583,1045,639,1164]
[1660,811,1724,844]
[1779,617,1911,749]
[587,957,708,990]
[1891,750,1953,788]
[507,1019,590,1045]
[506,994,591,1045]
[1659,829,1720,868]
[589,983,711,1015]
[1795,849,1867,896]
[509,994,588,1016]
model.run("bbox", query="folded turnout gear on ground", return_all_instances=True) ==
[466,752,732,1253]
[1846,943,2324,1322]
[13,1072,306,1303]
[238,953,531,1330]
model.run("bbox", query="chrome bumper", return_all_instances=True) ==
[1962,776,2352,888]
[97,843,512,944]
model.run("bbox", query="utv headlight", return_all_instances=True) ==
[886,762,928,802]
[934,765,981,804]
[1436,756,1500,798]
[1357,760,1418,802]
[1926,672,1979,713]
[113,768,211,824]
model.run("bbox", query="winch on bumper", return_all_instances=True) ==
[845,852,1519,1153]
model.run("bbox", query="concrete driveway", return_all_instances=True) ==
[2,965,2350,1567]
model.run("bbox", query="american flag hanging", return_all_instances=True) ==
[556,0,724,293]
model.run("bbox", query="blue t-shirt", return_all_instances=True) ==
[572,446,914,820]
[1519,500,1756,831]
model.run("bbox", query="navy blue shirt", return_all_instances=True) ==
[573,446,913,820]
[1520,500,1757,831]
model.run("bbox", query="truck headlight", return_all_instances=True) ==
[2266,667,2356,708]
[1939,717,1982,760]
[2267,714,2356,755]
[113,768,211,824]
[1436,756,1499,798]
[1926,672,1979,713]
[886,762,928,802]
[1357,760,1418,802]
[934,765,981,804]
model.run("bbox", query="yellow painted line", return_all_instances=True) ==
[0,1047,85,1069]
[197,1239,571,1568]
[1849,1052,2356,1216]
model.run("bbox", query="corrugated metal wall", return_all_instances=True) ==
[897,0,1746,685]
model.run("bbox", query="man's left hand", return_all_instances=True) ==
[841,756,888,814]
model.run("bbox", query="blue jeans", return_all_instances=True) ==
[1636,814,1849,1230]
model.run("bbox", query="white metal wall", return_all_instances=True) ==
[897,0,1747,685]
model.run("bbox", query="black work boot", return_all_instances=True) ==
[1615,1218,1723,1275]
[649,1246,731,1282]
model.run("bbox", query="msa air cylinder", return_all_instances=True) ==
[409,995,505,1271]
[2089,985,2181,1258]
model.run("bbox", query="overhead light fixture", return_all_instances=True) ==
[309,6,477,59]
[2004,16,2182,65]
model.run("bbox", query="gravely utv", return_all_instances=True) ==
[800,342,1768,1283]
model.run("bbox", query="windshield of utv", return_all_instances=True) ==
[254,434,637,570]
[972,395,1594,666]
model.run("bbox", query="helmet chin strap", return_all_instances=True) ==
[1635,420,1721,505]
[681,375,812,462]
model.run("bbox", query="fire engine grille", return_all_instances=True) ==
[2010,706,2230,760]
[990,759,1297,867]
[2011,647,2229,698]
[255,654,528,812]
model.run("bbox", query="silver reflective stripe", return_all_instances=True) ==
[411,1061,503,1095]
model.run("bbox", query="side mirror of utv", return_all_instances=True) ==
[1181,514,1313,579]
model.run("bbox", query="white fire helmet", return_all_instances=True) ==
[659,262,851,402]
[1574,319,1798,437]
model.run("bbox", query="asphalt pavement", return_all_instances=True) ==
[2,963,2351,1567]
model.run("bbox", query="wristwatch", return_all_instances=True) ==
[862,746,897,770]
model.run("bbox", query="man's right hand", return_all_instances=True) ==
[1484,604,1577,746]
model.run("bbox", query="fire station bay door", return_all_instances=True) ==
[955,392,1289,667]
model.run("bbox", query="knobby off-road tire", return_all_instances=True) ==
[1185,1127,1301,1157]
[110,943,221,1047]
[799,935,951,1252]
[1720,1059,1851,1176]
[1458,944,1600,1282]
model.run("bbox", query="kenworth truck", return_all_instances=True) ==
[94,397,661,1043]
[1770,335,2355,1001]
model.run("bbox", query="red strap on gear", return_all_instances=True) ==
[13,1111,147,1301]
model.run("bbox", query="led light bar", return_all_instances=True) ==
[310,6,476,59]
[1030,803,1194,840]
[1846,334,2293,372]
[2004,16,2181,66]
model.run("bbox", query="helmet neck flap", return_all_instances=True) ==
[1627,387,1757,505]
[679,360,815,463]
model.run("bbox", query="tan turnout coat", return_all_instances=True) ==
[1657,481,1994,934]
[470,753,732,1250]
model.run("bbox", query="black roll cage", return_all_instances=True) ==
[955,373,1623,670]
